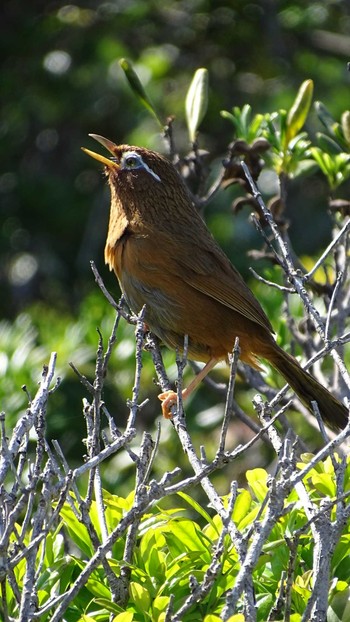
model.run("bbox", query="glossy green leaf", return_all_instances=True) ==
[315,100,337,134]
[94,598,123,614]
[341,111,350,147]
[119,58,162,126]
[311,473,336,497]
[285,79,313,146]
[129,582,151,612]
[185,67,208,142]
[176,491,217,532]
[316,132,343,154]
[85,576,111,599]
[328,587,350,622]
[220,105,265,143]
[246,468,269,502]
[232,489,252,527]
[152,596,170,619]
[204,616,245,622]
[59,503,94,557]
[112,613,134,622]
[310,147,333,176]
[163,519,210,555]
[235,505,261,531]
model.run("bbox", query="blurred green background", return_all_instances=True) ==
[1,0,350,480]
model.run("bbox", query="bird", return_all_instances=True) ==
[82,134,348,431]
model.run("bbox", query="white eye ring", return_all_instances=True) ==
[124,153,142,169]
[122,151,161,182]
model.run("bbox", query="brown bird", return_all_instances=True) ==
[83,135,348,431]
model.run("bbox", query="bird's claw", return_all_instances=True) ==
[158,390,177,418]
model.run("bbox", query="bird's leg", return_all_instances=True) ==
[158,358,218,418]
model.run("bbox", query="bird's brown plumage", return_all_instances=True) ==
[83,137,348,430]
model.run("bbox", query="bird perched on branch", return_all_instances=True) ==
[83,135,348,431]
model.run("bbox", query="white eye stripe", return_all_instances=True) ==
[122,151,161,182]
[142,160,161,182]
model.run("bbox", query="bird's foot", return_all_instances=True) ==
[158,390,178,419]
[158,359,218,418]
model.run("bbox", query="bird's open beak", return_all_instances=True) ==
[81,134,120,169]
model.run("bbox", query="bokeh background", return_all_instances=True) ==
[1,0,350,486]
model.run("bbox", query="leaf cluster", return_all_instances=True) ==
[5,456,350,621]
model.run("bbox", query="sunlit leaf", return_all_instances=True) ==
[246,468,269,502]
[119,58,162,126]
[285,79,313,146]
[232,489,252,527]
[112,613,134,622]
[311,472,336,497]
[328,587,350,622]
[177,491,217,532]
[59,502,94,557]
[185,67,208,142]
[152,596,171,619]
[341,111,350,146]
[129,582,151,612]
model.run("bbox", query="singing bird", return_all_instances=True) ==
[83,135,348,430]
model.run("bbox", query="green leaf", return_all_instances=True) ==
[220,109,236,123]
[310,147,330,174]
[246,468,269,502]
[176,491,218,532]
[146,541,166,578]
[235,505,261,531]
[310,147,350,189]
[119,58,162,126]
[341,111,350,147]
[285,79,313,146]
[204,616,245,622]
[328,587,350,622]
[185,67,209,142]
[256,592,275,619]
[112,613,134,622]
[163,519,210,557]
[232,489,252,527]
[311,473,336,497]
[85,576,111,599]
[315,100,337,134]
[152,596,170,619]
[94,598,123,614]
[129,582,151,612]
[139,526,167,578]
[316,132,343,154]
[333,534,350,570]
[60,502,94,557]
[220,105,266,143]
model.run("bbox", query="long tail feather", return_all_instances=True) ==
[268,346,348,431]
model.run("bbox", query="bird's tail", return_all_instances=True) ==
[267,345,348,431]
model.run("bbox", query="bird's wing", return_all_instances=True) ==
[130,230,273,333]
[179,242,273,332]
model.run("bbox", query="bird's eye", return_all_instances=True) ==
[124,155,140,169]
[121,150,161,182]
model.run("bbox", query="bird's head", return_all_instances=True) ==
[82,134,198,232]
[82,134,181,191]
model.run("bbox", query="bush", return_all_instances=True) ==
[1,76,350,621]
